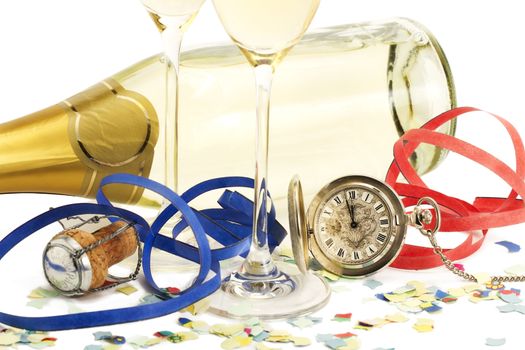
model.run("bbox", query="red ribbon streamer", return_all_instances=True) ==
[386,107,525,270]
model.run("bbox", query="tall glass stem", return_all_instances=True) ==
[240,63,277,277]
[160,21,184,194]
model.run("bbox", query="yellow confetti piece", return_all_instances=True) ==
[402,298,422,308]
[291,336,311,346]
[385,313,409,323]
[321,270,340,282]
[463,283,484,293]
[145,338,163,346]
[406,280,425,288]
[210,324,245,337]
[418,294,436,302]
[0,333,20,346]
[339,337,361,350]
[383,293,408,303]
[179,332,199,341]
[27,334,49,343]
[268,330,291,338]
[473,273,491,284]
[102,344,121,350]
[116,284,138,295]
[413,318,434,333]
[419,302,434,309]
[220,335,252,350]
[255,343,281,350]
[447,288,466,297]
[182,298,211,315]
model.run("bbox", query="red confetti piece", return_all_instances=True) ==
[335,332,356,339]
[167,287,181,294]
[334,313,352,319]
[453,263,465,271]
[244,328,252,335]
[441,297,458,303]
[42,338,57,342]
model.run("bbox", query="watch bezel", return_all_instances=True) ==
[307,175,407,277]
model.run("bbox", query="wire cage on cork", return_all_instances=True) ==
[42,214,143,296]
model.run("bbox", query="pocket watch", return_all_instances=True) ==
[287,175,438,277]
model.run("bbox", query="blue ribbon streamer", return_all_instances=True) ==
[0,174,286,331]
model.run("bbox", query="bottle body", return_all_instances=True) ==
[0,18,455,206]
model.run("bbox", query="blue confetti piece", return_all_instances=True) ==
[93,331,112,340]
[424,304,443,313]
[84,345,104,350]
[109,336,126,345]
[434,290,448,299]
[316,334,335,342]
[178,317,192,325]
[375,293,389,302]
[495,240,521,253]
[363,279,383,290]
[325,338,347,349]
[252,331,269,342]
[480,290,491,298]
[511,288,521,295]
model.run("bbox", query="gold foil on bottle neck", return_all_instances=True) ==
[65,79,159,204]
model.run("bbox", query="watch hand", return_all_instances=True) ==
[345,194,358,228]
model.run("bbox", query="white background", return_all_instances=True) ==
[1,1,525,349]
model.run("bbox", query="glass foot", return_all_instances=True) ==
[209,263,331,320]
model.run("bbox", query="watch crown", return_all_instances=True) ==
[410,207,433,228]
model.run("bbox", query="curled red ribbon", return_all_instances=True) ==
[386,107,525,270]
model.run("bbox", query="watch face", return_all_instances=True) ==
[307,175,406,277]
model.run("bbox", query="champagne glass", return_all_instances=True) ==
[210,0,331,319]
[141,0,206,195]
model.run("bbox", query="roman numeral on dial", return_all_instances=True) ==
[379,216,390,227]
[325,237,334,248]
[353,251,361,260]
[362,192,373,203]
[348,190,357,200]
[337,248,345,258]
[377,233,387,243]
[333,195,342,205]
[374,202,385,213]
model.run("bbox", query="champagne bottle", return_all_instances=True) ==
[0,18,456,207]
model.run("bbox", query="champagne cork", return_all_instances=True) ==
[43,221,138,295]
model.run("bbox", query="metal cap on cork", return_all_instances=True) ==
[43,235,93,296]
[43,221,138,296]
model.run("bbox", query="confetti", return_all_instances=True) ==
[497,304,517,313]
[505,264,525,275]
[497,292,522,304]
[27,299,49,309]
[413,318,434,333]
[384,313,408,323]
[453,263,465,271]
[28,287,60,299]
[473,273,491,284]
[495,240,520,253]
[84,345,103,350]
[139,294,164,305]
[321,270,340,282]
[287,316,322,329]
[363,279,383,290]
[255,343,281,350]
[0,333,20,346]
[486,338,506,346]
[182,298,211,315]
[333,313,352,322]
[93,332,113,341]
[210,324,245,337]
[116,284,138,295]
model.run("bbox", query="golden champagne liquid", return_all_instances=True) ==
[212,0,320,65]
[0,19,456,207]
